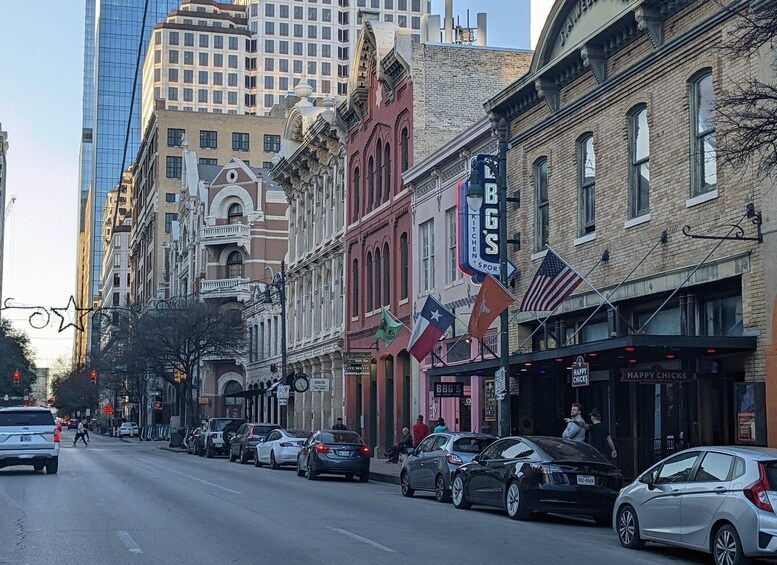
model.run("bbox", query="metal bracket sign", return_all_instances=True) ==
[571,356,589,387]
[310,378,331,392]
[457,155,517,284]
[277,385,291,406]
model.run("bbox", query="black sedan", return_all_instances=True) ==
[451,436,621,525]
[296,430,370,482]
[229,423,280,464]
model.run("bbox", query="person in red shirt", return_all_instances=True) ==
[412,415,429,447]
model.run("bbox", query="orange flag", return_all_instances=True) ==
[468,274,515,341]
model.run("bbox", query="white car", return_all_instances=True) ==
[255,429,311,469]
[118,422,139,437]
[0,407,60,474]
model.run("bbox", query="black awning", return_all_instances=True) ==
[223,388,266,398]
[426,334,757,378]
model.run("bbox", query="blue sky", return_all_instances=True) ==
[0,0,547,369]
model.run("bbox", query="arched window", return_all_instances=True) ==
[352,259,359,317]
[227,251,244,278]
[400,128,409,172]
[628,105,650,218]
[375,247,382,308]
[535,158,549,252]
[352,167,360,222]
[376,140,383,204]
[223,380,243,406]
[400,233,409,300]
[384,143,392,201]
[383,243,390,306]
[578,134,596,235]
[368,156,375,210]
[690,70,716,196]
[366,252,374,312]
[227,203,243,224]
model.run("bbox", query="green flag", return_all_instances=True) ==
[375,307,403,347]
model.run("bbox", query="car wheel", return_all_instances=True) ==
[229,449,237,462]
[206,442,215,458]
[33,464,44,471]
[345,473,355,481]
[240,448,249,465]
[359,472,369,483]
[401,471,415,498]
[306,457,317,480]
[270,451,280,470]
[254,451,264,467]
[435,475,451,503]
[616,505,645,549]
[505,481,531,520]
[45,459,58,475]
[713,524,749,565]
[296,459,305,477]
[451,475,471,510]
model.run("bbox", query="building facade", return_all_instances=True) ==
[428,0,772,476]
[270,83,347,432]
[343,20,532,451]
[0,123,7,313]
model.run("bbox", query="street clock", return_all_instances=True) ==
[293,373,309,393]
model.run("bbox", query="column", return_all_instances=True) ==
[311,357,323,431]
[322,356,334,429]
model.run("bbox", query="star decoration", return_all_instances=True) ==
[430,309,441,322]
[52,296,92,333]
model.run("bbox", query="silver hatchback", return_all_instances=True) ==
[614,446,777,565]
[400,432,496,502]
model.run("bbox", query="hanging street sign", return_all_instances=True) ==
[310,378,331,392]
[343,352,372,376]
[494,367,507,396]
[620,365,694,384]
[571,356,590,387]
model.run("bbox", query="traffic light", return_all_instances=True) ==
[89,369,98,384]
[13,370,20,383]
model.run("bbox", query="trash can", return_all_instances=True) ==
[169,429,185,448]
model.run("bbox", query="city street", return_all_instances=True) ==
[0,432,724,565]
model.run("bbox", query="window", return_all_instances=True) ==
[535,158,549,252]
[198,70,208,84]
[169,50,179,64]
[199,52,208,66]
[113,273,121,286]
[166,156,182,178]
[265,3,274,16]
[400,128,409,172]
[183,88,193,101]
[227,251,244,278]
[213,72,223,86]
[199,158,217,165]
[228,73,238,86]
[629,106,650,218]
[368,156,375,209]
[280,4,289,18]
[199,34,208,48]
[690,71,717,196]
[228,203,243,224]
[352,259,359,316]
[383,143,392,200]
[229,36,238,50]
[165,193,177,203]
[308,25,317,39]
[294,6,303,19]
[375,248,382,307]
[184,69,193,84]
[376,141,383,204]
[214,35,223,49]
[352,167,360,221]
[169,31,179,45]
[702,295,743,336]
[293,60,303,73]
[184,51,194,65]
[232,132,250,151]
[214,53,223,67]
[228,55,238,68]
[264,134,281,153]
[383,243,390,306]
[167,128,184,147]
[265,21,274,35]
[198,89,208,103]
[400,232,409,300]
[184,32,194,46]
[264,75,274,89]
[420,219,435,292]
[228,91,237,105]
[168,68,178,82]
[445,208,460,283]
[114,254,121,268]
[308,44,317,57]
[164,212,177,234]
[656,452,700,484]
[578,135,596,235]
[693,452,734,482]
[366,252,374,312]
[264,94,274,107]
[200,130,217,149]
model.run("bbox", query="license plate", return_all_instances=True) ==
[577,475,595,486]
[336,450,350,456]
[20,435,31,442]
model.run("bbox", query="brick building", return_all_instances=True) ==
[429,0,771,475]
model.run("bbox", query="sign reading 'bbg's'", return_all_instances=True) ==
[458,155,517,283]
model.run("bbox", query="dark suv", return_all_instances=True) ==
[229,423,281,464]
[203,418,246,458]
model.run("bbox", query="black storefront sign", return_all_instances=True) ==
[434,382,464,398]
[620,365,695,384]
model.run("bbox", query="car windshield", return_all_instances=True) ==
[319,431,362,444]
[0,411,55,427]
[214,419,244,431]
[531,437,610,463]
[285,430,311,438]
[453,437,495,454]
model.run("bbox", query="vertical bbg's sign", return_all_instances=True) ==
[458,155,517,283]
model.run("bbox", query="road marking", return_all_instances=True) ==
[136,458,242,495]
[329,527,394,553]
[116,530,143,554]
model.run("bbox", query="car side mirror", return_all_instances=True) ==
[473,454,481,463]
[639,471,656,490]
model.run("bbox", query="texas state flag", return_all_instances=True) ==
[407,296,455,362]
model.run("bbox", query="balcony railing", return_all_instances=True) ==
[201,223,250,249]
[200,277,250,300]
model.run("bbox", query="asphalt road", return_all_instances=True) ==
[0,431,747,565]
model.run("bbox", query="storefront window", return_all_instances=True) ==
[638,307,681,335]
[580,321,608,343]
[702,295,743,336]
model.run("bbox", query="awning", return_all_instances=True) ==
[223,388,266,398]
[426,334,757,378]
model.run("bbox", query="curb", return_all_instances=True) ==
[369,471,400,485]
[159,446,187,453]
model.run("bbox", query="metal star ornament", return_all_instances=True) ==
[52,296,91,333]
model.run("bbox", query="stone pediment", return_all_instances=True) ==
[211,157,257,187]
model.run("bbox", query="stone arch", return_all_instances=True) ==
[218,371,244,395]
[210,185,254,219]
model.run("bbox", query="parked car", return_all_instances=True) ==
[0,407,60,474]
[118,422,139,437]
[255,429,310,469]
[186,428,202,455]
[296,430,370,482]
[202,418,246,458]
[614,446,777,565]
[228,423,281,464]
[450,436,621,524]
[401,432,496,502]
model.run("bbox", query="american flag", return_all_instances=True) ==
[519,250,583,312]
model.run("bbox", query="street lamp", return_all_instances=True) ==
[264,260,288,427]
[465,117,517,438]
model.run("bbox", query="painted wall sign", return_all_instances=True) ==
[571,356,589,387]
[457,155,518,284]
[620,365,694,384]
[433,382,464,398]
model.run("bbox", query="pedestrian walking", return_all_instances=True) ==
[332,417,347,430]
[562,403,589,442]
[588,408,617,460]
[433,417,449,433]
[412,415,429,446]
[83,421,90,443]
[73,421,88,446]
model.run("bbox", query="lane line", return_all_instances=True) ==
[136,458,242,495]
[328,527,394,553]
[116,530,143,554]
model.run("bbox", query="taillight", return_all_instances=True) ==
[361,446,370,455]
[53,429,61,443]
[531,463,567,485]
[247,429,254,438]
[744,464,774,513]
[315,444,330,453]
[446,454,464,465]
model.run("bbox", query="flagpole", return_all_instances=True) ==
[545,245,616,310]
